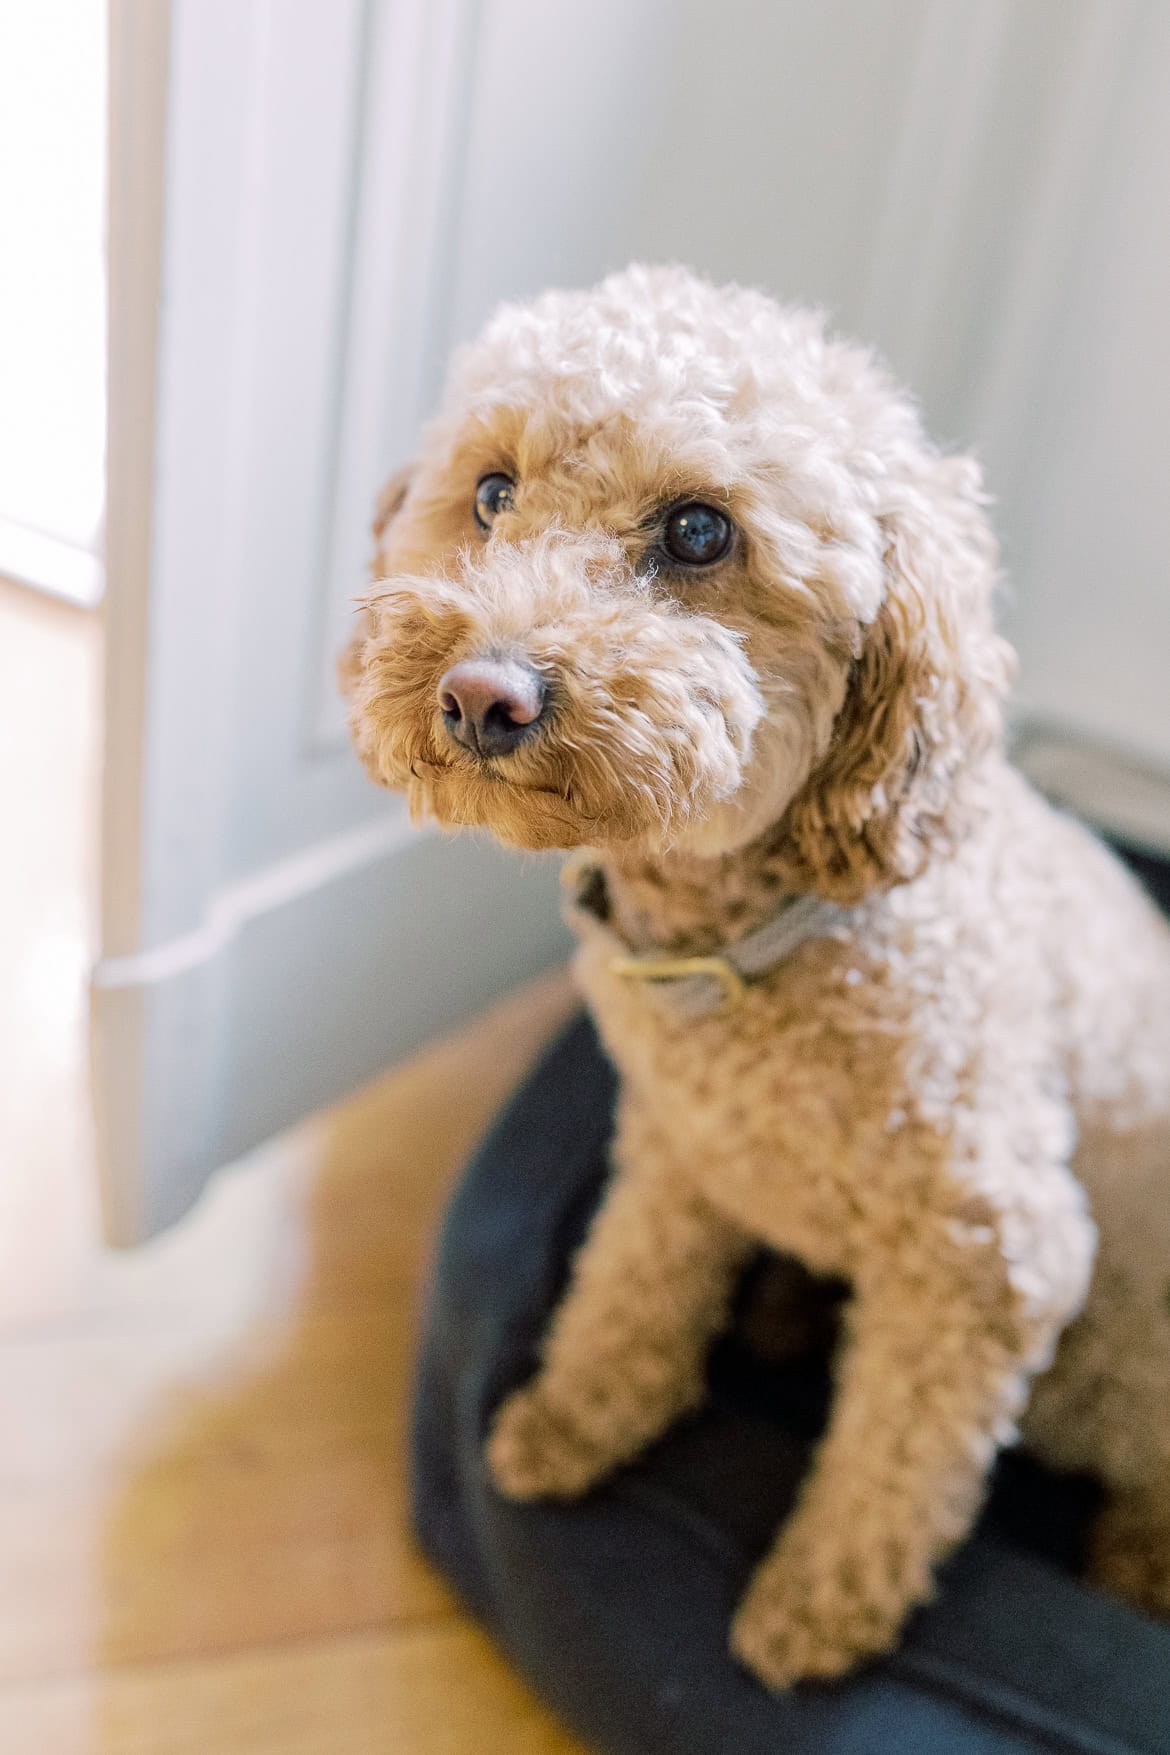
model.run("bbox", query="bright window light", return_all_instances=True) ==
[0,0,107,605]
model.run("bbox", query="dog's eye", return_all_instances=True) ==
[474,472,515,532]
[661,501,733,567]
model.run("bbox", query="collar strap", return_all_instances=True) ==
[562,858,851,1017]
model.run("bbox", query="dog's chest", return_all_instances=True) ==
[581,958,881,1276]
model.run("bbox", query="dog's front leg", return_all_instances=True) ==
[729,1211,1090,1688]
[487,1139,752,1501]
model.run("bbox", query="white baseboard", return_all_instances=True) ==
[91,828,570,1243]
[0,518,103,607]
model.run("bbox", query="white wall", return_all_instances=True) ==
[420,0,1170,766]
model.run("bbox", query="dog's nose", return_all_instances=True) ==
[436,657,547,757]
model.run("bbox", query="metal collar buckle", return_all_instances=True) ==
[608,952,747,1011]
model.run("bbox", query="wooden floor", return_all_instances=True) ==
[0,578,588,1753]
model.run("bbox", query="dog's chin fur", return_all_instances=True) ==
[403,724,818,858]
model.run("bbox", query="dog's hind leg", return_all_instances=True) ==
[1090,1485,1170,1616]
[1081,1275,1170,1618]
[1025,1234,1170,1619]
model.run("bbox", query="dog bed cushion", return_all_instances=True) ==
[411,1007,1170,1755]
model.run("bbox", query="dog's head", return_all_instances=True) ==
[345,266,1014,897]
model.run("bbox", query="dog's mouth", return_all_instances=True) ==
[409,753,570,806]
[406,756,606,850]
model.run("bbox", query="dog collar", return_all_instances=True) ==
[561,855,851,1017]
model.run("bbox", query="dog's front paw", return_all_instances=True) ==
[486,1383,610,1501]
[730,1556,904,1689]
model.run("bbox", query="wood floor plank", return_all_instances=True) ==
[0,1446,450,1681]
[0,1623,586,1755]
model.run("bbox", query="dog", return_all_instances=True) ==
[343,265,1170,1687]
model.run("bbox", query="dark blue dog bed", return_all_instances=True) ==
[412,843,1170,1755]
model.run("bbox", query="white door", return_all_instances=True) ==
[93,0,574,1242]
[95,0,1170,1241]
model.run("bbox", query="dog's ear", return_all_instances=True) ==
[338,462,418,701]
[371,460,417,553]
[781,452,1016,900]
